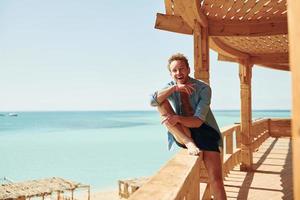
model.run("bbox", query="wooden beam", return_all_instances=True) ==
[155,13,193,35]
[218,54,238,63]
[173,0,208,30]
[210,37,250,59]
[287,0,300,199]
[218,54,290,71]
[250,53,289,65]
[194,21,209,83]
[164,0,173,15]
[208,20,287,36]
[256,63,290,71]
[239,60,253,171]
[174,0,196,29]
[193,0,208,27]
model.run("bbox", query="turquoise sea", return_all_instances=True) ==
[0,110,290,190]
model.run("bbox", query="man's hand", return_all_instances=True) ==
[161,114,180,126]
[175,83,195,95]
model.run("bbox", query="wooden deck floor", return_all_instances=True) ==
[223,137,293,200]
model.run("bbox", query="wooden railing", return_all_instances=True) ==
[269,118,291,137]
[221,124,241,177]
[128,118,291,200]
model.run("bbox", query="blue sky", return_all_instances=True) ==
[0,0,291,111]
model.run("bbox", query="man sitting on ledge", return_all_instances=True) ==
[150,53,226,200]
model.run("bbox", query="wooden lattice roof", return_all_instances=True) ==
[155,0,289,71]
[0,177,89,200]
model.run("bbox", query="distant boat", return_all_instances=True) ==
[8,113,18,117]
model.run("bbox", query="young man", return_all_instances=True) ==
[150,53,226,199]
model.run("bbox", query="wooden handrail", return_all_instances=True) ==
[269,118,291,137]
[129,150,203,200]
[126,118,291,200]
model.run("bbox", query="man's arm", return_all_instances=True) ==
[163,115,203,128]
[150,83,195,106]
[162,84,211,128]
[155,85,176,105]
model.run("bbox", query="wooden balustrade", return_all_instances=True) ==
[126,118,291,200]
[221,124,241,177]
[269,118,291,137]
[129,150,202,200]
[250,119,270,152]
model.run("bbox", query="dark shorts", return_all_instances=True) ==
[174,123,221,152]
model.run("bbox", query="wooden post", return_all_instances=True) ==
[194,21,209,84]
[87,186,90,200]
[239,60,253,171]
[71,190,74,200]
[236,126,241,149]
[287,1,300,199]
[226,134,233,154]
[57,191,60,200]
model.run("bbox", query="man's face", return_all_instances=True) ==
[169,60,190,84]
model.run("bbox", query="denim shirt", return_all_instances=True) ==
[150,77,223,150]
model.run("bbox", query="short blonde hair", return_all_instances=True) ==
[167,53,189,71]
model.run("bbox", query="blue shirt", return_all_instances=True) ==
[150,77,223,150]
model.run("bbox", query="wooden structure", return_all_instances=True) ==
[128,118,291,199]
[118,177,149,198]
[155,0,290,170]
[287,1,300,199]
[128,0,298,199]
[0,177,90,200]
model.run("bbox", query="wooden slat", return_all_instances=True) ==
[210,37,250,59]
[219,0,236,20]
[243,0,271,20]
[155,13,193,35]
[251,119,269,139]
[218,54,290,71]
[208,20,287,36]
[250,131,269,151]
[201,0,225,19]
[250,53,289,65]
[223,149,242,177]
[164,0,173,15]
[256,63,290,71]
[262,0,287,20]
[221,124,240,137]
[232,0,258,21]
[193,0,208,27]
[252,0,287,21]
[224,0,246,20]
[218,54,238,63]
[216,35,289,55]
[236,125,241,148]
[226,133,233,154]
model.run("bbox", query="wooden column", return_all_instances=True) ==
[194,21,209,84]
[239,60,253,171]
[287,1,300,199]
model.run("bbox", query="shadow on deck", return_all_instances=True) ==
[224,137,293,200]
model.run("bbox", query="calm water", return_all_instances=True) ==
[0,110,290,189]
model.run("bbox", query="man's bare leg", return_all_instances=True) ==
[157,100,200,155]
[203,151,227,200]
